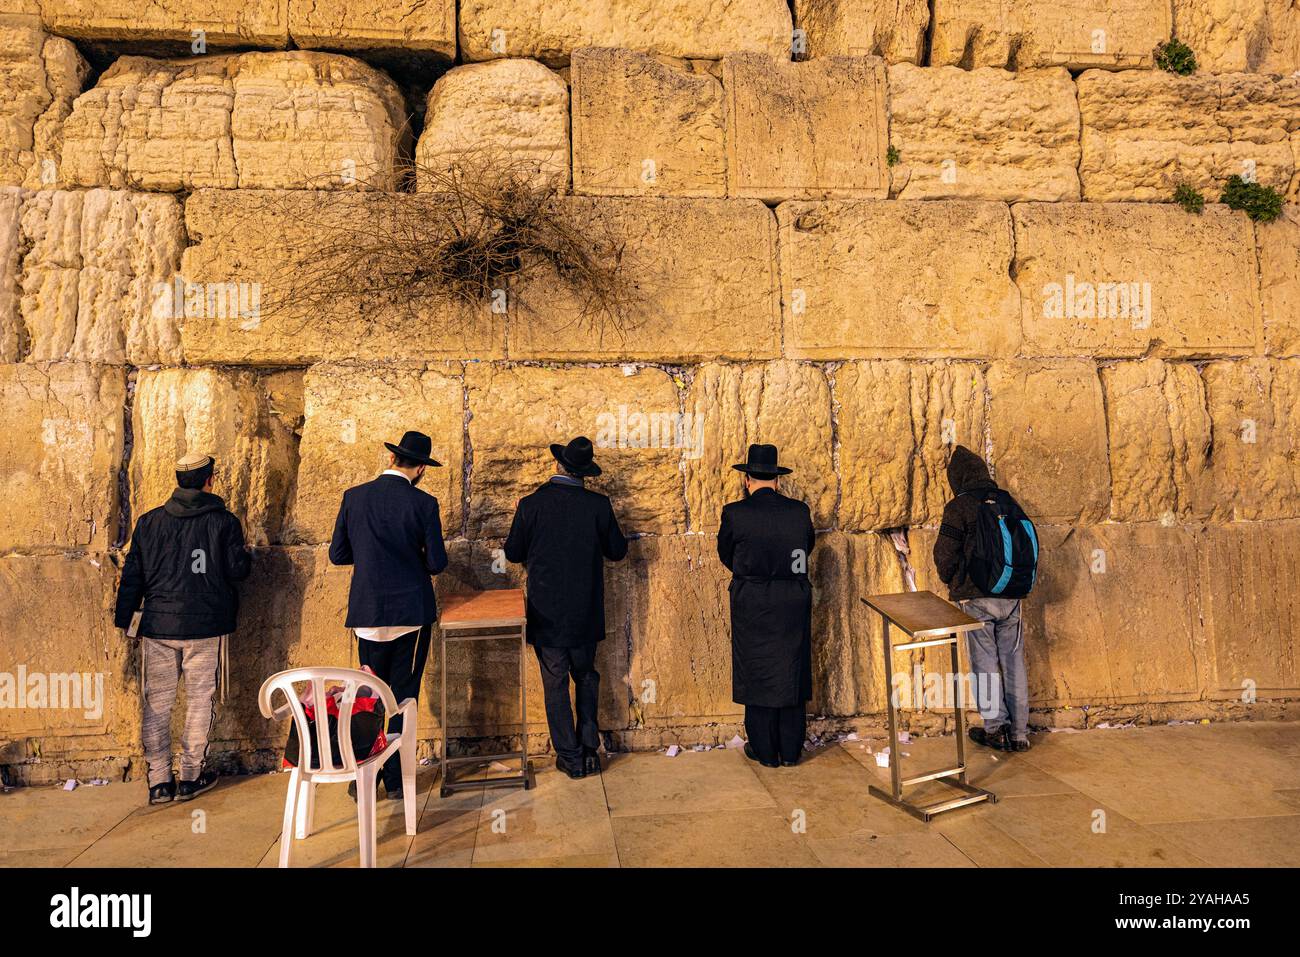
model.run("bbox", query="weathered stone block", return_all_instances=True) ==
[1078,70,1300,203]
[779,200,1021,359]
[1202,358,1300,521]
[792,0,929,63]
[288,364,463,544]
[40,0,290,47]
[12,188,184,365]
[508,197,780,361]
[466,364,684,538]
[684,361,835,531]
[289,0,455,57]
[1013,203,1261,358]
[1173,0,1300,75]
[415,60,569,192]
[0,186,24,361]
[0,16,89,188]
[1100,360,1213,523]
[987,360,1109,524]
[571,47,725,198]
[131,367,300,546]
[723,53,888,202]
[60,52,406,191]
[458,0,793,65]
[931,0,1170,70]
[0,362,124,551]
[886,65,1081,202]
[1258,206,1300,356]
[181,190,505,364]
[908,362,989,526]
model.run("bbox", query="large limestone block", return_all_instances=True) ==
[130,368,300,546]
[288,364,463,544]
[415,60,569,192]
[0,362,124,551]
[290,0,455,57]
[14,188,184,364]
[1198,522,1300,695]
[886,65,1081,202]
[987,360,1110,524]
[458,0,793,65]
[1202,358,1300,521]
[723,53,889,202]
[0,555,133,750]
[792,0,929,63]
[1100,360,1213,523]
[931,0,1170,69]
[508,197,780,361]
[1078,70,1300,203]
[571,48,725,198]
[1173,0,1300,75]
[0,186,23,360]
[779,200,1021,359]
[1013,203,1261,358]
[60,52,406,191]
[0,17,89,188]
[39,0,290,46]
[466,364,684,538]
[907,362,989,526]
[683,361,835,531]
[1258,206,1300,356]
[181,190,504,364]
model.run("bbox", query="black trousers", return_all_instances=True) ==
[357,624,432,791]
[744,704,806,765]
[534,643,600,763]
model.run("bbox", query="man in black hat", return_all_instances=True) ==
[717,444,816,768]
[503,436,628,780]
[329,430,448,799]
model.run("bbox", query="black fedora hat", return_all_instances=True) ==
[550,436,602,477]
[732,443,792,477]
[384,430,442,467]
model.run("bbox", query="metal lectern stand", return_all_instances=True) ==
[438,589,534,798]
[861,590,998,822]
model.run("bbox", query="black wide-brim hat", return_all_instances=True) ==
[551,436,602,477]
[384,430,442,467]
[732,442,792,477]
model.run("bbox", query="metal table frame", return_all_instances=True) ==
[438,594,534,798]
[861,591,998,822]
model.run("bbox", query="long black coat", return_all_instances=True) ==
[503,479,628,648]
[113,489,251,639]
[329,473,448,627]
[717,488,816,708]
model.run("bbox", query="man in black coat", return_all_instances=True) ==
[329,430,448,798]
[503,436,628,780]
[114,452,251,805]
[717,444,816,769]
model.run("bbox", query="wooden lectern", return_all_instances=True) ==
[437,589,533,798]
[861,590,998,822]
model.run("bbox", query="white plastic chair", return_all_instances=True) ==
[258,667,418,868]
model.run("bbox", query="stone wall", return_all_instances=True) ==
[2,2,1299,782]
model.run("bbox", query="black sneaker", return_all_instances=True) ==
[743,742,779,769]
[1010,736,1031,753]
[968,727,1009,751]
[555,755,586,779]
[176,770,218,801]
[148,780,175,805]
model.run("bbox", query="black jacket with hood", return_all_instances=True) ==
[933,445,1000,602]
[114,488,251,638]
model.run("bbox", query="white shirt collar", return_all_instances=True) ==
[382,469,413,483]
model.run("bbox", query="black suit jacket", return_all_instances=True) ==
[329,473,448,628]
[503,480,628,648]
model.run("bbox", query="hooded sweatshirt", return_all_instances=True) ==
[933,445,999,602]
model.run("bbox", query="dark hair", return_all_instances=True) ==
[176,460,215,490]
[393,455,423,469]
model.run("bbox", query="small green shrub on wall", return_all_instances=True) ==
[1154,39,1197,75]
[1220,175,1284,223]
[886,146,900,167]
[1172,183,1205,214]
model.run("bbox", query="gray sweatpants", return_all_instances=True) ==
[141,636,223,787]
[959,597,1028,741]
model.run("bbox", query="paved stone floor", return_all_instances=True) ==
[4,721,1299,867]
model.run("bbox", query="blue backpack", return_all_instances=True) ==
[961,488,1038,599]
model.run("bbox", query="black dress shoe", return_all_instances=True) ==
[384,787,404,801]
[743,743,779,769]
[780,756,800,767]
[555,755,586,779]
[968,727,1009,751]
[148,780,175,805]
[176,770,218,801]
[582,749,601,776]
[348,778,382,803]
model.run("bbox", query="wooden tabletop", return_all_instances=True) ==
[440,589,526,629]
[861,590,984,638]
